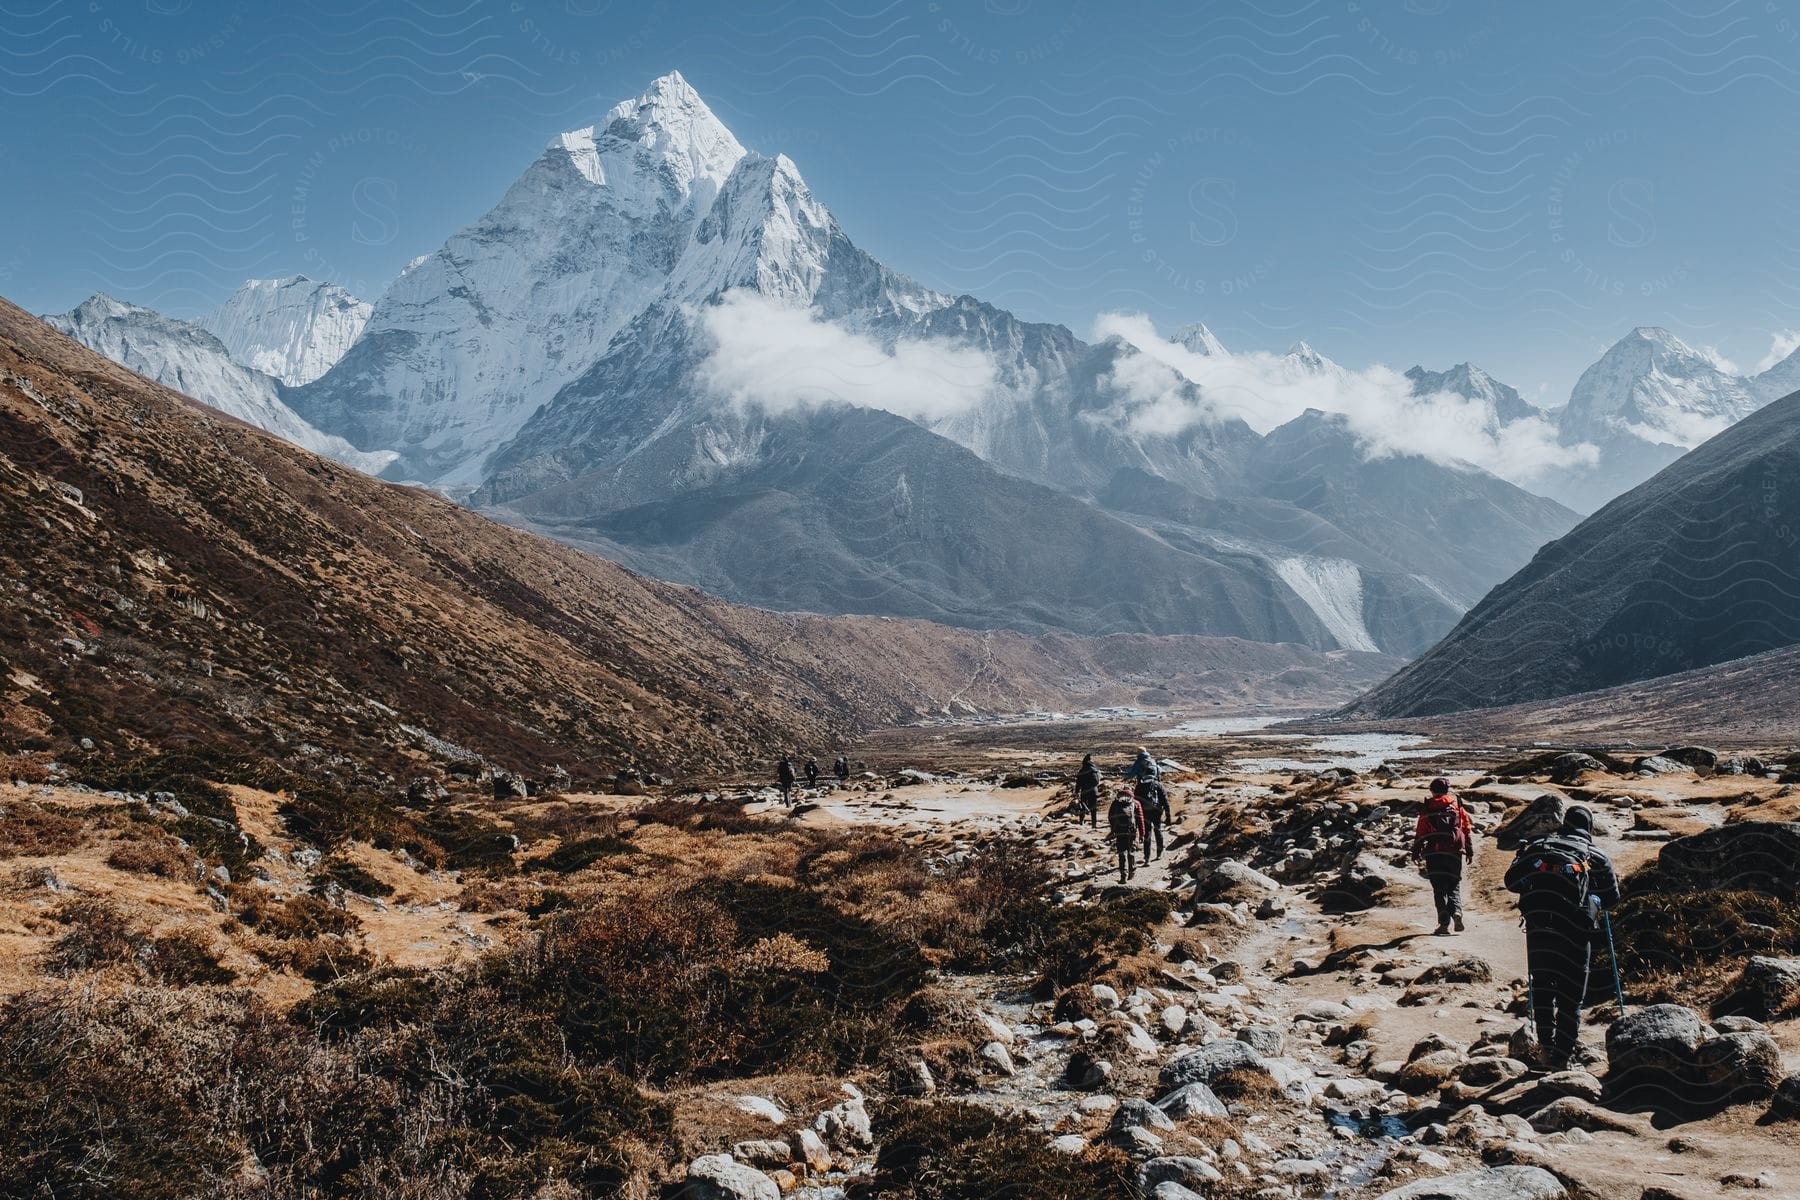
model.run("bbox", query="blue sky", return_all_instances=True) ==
[5,0,1799,402]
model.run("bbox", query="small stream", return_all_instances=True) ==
[1151,716,1447,774]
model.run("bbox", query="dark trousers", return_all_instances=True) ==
[1078,791,1098,827]
[1144,814,1165,860]
[1115,841,1136,882]
[1424,853,1465,925]
[1526,918,1593,1060]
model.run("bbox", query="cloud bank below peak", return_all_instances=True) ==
[1091,312,1598,489]
[696,289,997,424]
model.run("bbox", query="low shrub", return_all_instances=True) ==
[106,828,194,879]
[318,856,396,897]
[43,897,143,974]
[862,1101,1132,1200]
[0,751,50,784]
[528,833,635,874]
[143,929,235,985]
[0,800,85,858]
[231,888,361,939]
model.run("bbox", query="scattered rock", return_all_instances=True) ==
[1137,1156,1223,1193]
[1655,822,1800,895]
[1235,1025,1283,1056]
[1717,956,1800,1021]
[1633,755,1684,776]
[1109,1098,1175,1137]
[684,1155,779,1200]
[1397,1049,1465,1095]
[1159,1005,1189,1039]
[1765,1074,1800,1122]
[1526,1097,1643,1135]
[1416,956,1493,986]
[733,1096,786,1124]
[1090,983,1122,1010]
[1607,1003,1783,1108]
[1372,1165,1567,1199]
[1496,795,1569,849]
[978,1040,1016,1076]
[1658,746,1718,770]
[1155,1081,1229,1119]
[1160,1039,1266,1090]
[814,1093,872,1147]
[732,1141,791,1167]
[794,1129,831,1173]
[1458,1057,1528,1089]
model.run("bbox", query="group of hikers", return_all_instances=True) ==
[1073,747,1174,884]
[1071,757,1621,1071]
[775,752,850,806]
[1416,776,1621,1069]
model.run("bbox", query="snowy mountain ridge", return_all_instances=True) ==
[200,276,370,386]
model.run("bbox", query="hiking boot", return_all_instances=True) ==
[1434,922,1451,936]
[1453,915,1466,932]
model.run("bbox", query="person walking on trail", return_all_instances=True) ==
[1123,747,1159,786]
[1504,805,1621,1070]
[1137,776,1171,862]
[1074,753,1101,828]
[1411,777,1474,935]
[804,756,820,789]
[833,754,850,785]
[777,756,797,807]
[1107,787,1146,884]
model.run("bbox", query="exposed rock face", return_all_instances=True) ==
[1347,387,1800,718]
[1159,1040,1266,1090]
[1372,1165,1567,1199]
[683,1155,779,1200]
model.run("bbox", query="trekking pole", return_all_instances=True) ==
[1603,910,1627,1016]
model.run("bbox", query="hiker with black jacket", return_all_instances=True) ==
[833,755,850,785]
[1504,805,1621,1069]
[1074,753,1101,827]
[804,756,820,788]
[1137,777,1171,862]
[1107,788,1146,884]
[777,756,797,807]
[1411,777,1475,935]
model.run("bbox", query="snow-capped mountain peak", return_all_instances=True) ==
[200,275,369,386]
[1285,340,1332,371]
[1406,361,1543,425]
[1173,322,1227,357]
[554,71,746,205]
[1562,325,1758,447]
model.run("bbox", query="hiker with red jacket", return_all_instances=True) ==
[1411,777,1475,935]
[1107,787,1147,884]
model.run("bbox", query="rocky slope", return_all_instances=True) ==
[0,297,1396,781]
[1346,387,1800,719]
[199,276,370,386]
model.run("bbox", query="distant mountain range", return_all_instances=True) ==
[43,73,1798,658]
[1347,384,1800,718]
[0,296,1401,774]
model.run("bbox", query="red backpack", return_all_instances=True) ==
[1419,801,1468,856]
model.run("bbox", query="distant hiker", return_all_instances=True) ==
[1137,776,1171,862]
[777,756,797,806]
[834,754,850,785]
[1107,787,1147,883]
[1074,753,1101,827]
[1123,747,1160,785]
[1504,805,1620,1070]
[805,756,820,788]
[1411,777,1474,935]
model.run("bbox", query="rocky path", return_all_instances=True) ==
[717,756,1799,1200]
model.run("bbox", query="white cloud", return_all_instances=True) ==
[1756,328,1800,373]
[695,290,995,422]
[1092,312,1599,488]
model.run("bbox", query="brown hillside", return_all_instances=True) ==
[0,297,1391,783]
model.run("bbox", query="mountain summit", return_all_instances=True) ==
[200,276,369,386]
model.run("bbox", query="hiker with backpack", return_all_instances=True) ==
[1137,776,1171,862]
[833,754,850,786]
[1074,753,1101,828]
[777,756,797,807]
[1504,805,1621,1070]
[1411,777,1475,935]
[804,756,820,788]
[1123,747,1159,786]
[1107,787,1146,884]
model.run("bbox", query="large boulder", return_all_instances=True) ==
[1137,1157,1223,1193]
[683,1156,780,1200]
[1607,1003,1784,1108]
[1767,1073,1800,1122]
[1632,755,1685,776]
[1495,795,1569,850]
[1108,1098,1175,1137]
[1658,746,1718,770]
[1716,956,1800,1021]
[1654,821,1800,895]
[1372,1165,1567,1199]
[1155,1081,1229,1119]
[1159,1039,1265,1090]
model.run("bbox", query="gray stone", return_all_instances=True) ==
[1150,1183,1205,1200]
[1606,1003,1705,1081]
[1155,1081,1229,1119]
[1109,1098,1176,1135]
[1160,1039,1266,1090]
[978,1040,1016,1076]
[1525,1097,1641,1135]
[814,1094,872,1147]
[1655,821,1800,896]
[1633,755,1684,776]
[1373,1165,1567,1199]
[1397,1049,1465,1095]
[1137,1156,1223,1193]
[1495,795,1569,850]
[1767,1073,1800,1122]
[731,1141,791,1167]
[1692,1030,1784,1101]
[1722,956,1800,1020]
[684,1156,779,1200]
[1236,1025,1284,1056]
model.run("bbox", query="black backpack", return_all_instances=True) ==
[1512,834,1594,916]
[1108,799,1138,844]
